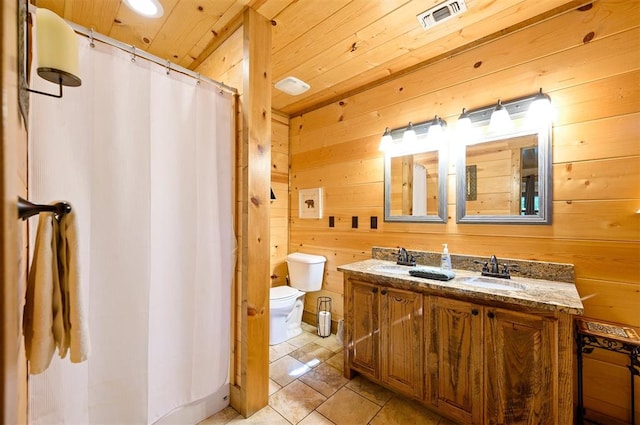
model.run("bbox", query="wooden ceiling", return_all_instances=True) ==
[33,0,587,116]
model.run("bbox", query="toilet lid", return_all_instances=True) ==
[270,286,301,300]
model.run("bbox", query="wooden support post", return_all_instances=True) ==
[231,7,272,418]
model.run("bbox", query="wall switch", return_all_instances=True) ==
[352,216,358,228]
[329,216,335,227]
[370,216,378,229]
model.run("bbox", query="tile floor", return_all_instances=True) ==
[199,322,456,425]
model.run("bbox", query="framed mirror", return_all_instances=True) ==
[455,94,552,224]
[384,137,448,223]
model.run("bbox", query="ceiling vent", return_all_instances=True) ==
[274,76,310,96]
[417,0,467,30]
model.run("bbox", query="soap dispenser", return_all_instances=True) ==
[441,244,452,270]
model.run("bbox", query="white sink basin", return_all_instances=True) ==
[456,276,524,291]
[372,264,412,275]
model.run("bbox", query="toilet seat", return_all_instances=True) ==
[270,285,301,300]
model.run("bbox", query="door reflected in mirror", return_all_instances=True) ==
[389,151,439,216]
[385,148,447,223]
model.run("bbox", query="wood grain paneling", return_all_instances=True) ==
[1,1,27,422]
[289,1,640,420]
[236,8,271,417]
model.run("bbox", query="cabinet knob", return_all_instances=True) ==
[381,289,388,295]
[471,309,479,316]
[487,311,495,319]
[372,287,378,293]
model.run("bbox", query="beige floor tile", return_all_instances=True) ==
[288,331,321,348]
[369,396,444,425]
[270,355,311,387]
[325,352,343,373]
[316,387,381,425]
[289,343,334,368]
[314,334,343,353]
[197,406,241,424]
[226,405,290,425]
[270,380,327,424]
[301,322,317,333]
[269,378,282,396]
[270,341,296,363]
[299,363,349,397]
[345,376,393,406]
[297,411,336,425]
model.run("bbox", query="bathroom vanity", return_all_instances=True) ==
[338,256,583,425]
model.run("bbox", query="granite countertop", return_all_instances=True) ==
[338,259,584,315]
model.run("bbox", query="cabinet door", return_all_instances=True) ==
[348,280,379,378]
[380,286,423,397]
[484,308,557,425]
[428,297,483,425]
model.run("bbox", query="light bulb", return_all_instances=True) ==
[456,108,472,139]
[489,100,512,133]
[123,0,164,17]
[379,127,392,152]
[403,122,416,143]
[528,89,553,126]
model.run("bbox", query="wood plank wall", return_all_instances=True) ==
[271,112,289,287]
[2,0,29,422]
[289,0,640,421]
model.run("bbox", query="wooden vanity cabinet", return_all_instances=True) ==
[429,297,562,425]
[427,297,483,425]
[345,278,423,398]
[345,274,574,425]
[483,307,558,425]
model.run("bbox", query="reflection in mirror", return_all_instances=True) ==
[385,146,447,223]
[464,133,538,216]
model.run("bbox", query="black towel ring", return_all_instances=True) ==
[17,196,72,220]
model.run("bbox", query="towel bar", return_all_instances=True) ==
[17,196,72,220]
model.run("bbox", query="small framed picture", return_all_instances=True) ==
[298,188,323,219]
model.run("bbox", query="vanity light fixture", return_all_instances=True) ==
[457,89,553,138]
[379,116,447,156]
[123,0,164,18]
[489,99,512,132]
[379,127,393,151]
[24,8,82,99]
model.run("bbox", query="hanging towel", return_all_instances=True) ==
[23,214,60,374]
[57,211,90,363]
[23,209,90,374]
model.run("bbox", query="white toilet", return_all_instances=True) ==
[269,252,326,345]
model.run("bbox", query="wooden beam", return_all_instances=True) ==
[231,6,272,418]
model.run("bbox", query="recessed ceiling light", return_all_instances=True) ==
[274,76,310,96]
[123,0,164,18]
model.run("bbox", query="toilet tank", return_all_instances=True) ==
[286,253,326,292]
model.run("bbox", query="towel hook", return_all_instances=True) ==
[17,197,72,220]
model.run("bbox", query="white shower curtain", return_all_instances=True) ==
[28,33,234,425]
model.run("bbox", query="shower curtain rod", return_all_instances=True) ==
[29,5,238,95]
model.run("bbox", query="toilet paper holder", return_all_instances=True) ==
[317,297,332,338]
